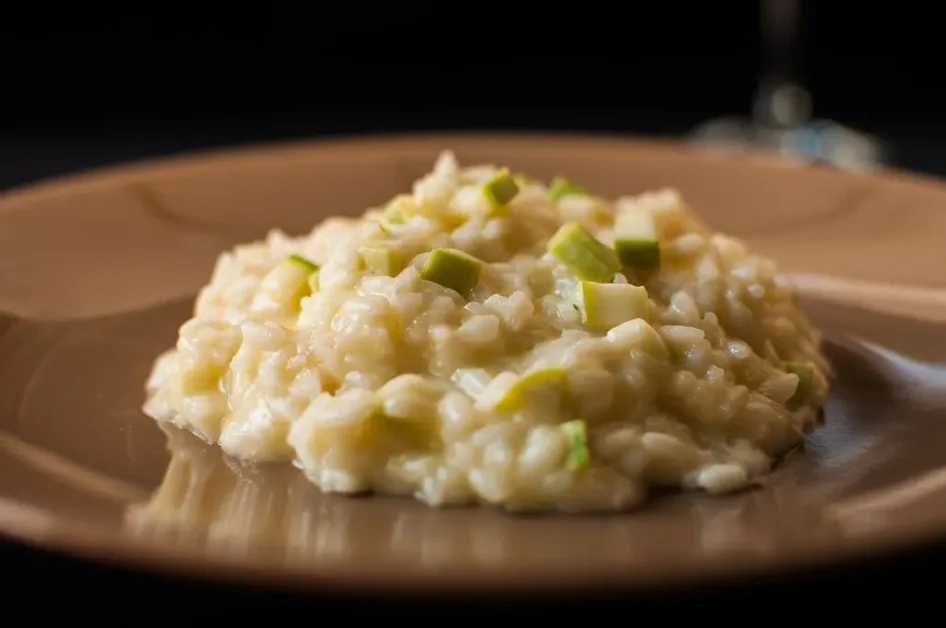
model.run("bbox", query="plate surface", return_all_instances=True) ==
[2,133,946,596]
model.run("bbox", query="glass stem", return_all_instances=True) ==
[753,0,809,130]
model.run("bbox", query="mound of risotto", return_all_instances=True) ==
[143,151,830,513]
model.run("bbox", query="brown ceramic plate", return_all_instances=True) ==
[2,133,946,597]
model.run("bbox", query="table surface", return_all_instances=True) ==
[2,120,944,609]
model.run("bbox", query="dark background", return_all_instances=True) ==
[3,0,945,609]
[3,2,946,189]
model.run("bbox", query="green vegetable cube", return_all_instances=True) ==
[561,419,590,472]
[495,367,566,413]
[614,210,660,269]
[482,168,520,210]
[288,254,319,273]
[383,195,412,224]
[262,254,320,304]
[385,211,405,225]
[359,246,405,276]
[420,248,483,297]
[577,281,649,330]
[549,177,587,202]
[548,222,620,282]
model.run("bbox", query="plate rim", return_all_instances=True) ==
[2,131,945,595]
[3,487,946,598]
[3,130,946,210]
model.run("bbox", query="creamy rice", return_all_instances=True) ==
[143,151,831,513]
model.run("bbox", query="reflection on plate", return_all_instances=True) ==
[125,423,845,571]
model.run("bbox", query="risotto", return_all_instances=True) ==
[143,151,831,513]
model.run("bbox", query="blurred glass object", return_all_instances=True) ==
[689,0,886,171]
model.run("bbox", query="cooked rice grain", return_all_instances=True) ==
[143,151,830,513]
